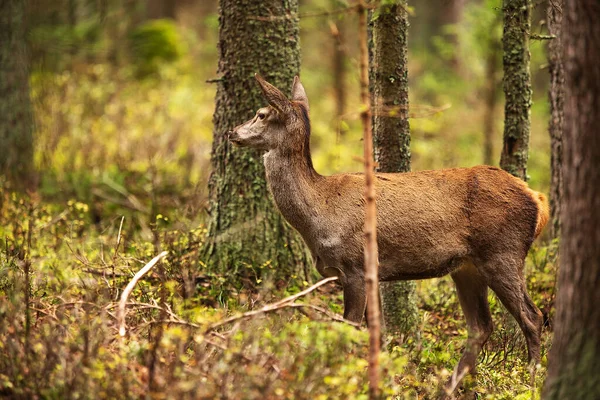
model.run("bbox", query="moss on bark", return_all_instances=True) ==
[500,0,532,181]
[368,0,419,340]
[547,0,564,239]
[202,0,310,282]
[543,0,600,397]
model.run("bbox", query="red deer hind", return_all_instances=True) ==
[228,74,549,385]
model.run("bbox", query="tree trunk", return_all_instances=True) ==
[500,0,532,181]
[547,0,564,239]
[330,19,347,123]
[542,1,600,398]
[368,0,419,342]
[482,17,502,166]
[202,0,309,282]
[146,0,177,20]
[0,0,35,191]
[442,0,465,71]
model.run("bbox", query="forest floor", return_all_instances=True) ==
[0,189,557,399]
[2,17,556,395]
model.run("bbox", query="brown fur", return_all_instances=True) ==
[531,190,550,238]
[229,75,548,388]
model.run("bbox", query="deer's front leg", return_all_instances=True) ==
[342,274,367,324]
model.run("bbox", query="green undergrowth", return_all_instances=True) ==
[2,1,557,396]
[0,190,558,399]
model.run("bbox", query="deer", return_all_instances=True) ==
[228,74,549,387]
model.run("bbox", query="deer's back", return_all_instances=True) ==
[312,165,539,280]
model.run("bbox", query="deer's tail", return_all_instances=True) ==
[529,190,550,239]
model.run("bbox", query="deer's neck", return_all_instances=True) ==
[263,148,321,236]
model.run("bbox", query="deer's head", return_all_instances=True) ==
[228,74,310,153]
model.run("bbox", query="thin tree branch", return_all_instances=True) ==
[207,276,339,331]
[117,251,168,336]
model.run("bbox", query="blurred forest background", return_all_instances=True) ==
[0,0,563,398]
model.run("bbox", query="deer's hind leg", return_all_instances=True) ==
[481,256,543,364]
[449,260,494,383]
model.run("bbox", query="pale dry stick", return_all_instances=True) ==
[108,216,125,297]
[358,1,381,399]
[113,216,125,260]
[337,102,451,122]
[284,303,361,328]
[131,300,361,334]
[113,277,345,335]
[444,366,470,398]
[118,251,168,336]
[372,102,452,119]
[208,276,339,331]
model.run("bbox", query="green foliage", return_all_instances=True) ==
[30,61,213,222]
[28,20,104,71]
[1,1,558,397]
[0,189,558,399]
[129,20,185,78]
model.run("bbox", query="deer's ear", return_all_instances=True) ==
[255,74,291,114]
[291,76,309,113]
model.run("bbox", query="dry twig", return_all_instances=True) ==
[207,276,340,332]
[118,251,168,336]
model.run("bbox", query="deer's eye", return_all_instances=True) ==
[258,112,266,120]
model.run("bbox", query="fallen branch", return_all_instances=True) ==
[285,303,361,328]
[444,365,470,397]
[207,276,339,331]
[84,268,162,282]
[118,251,168,336]
[117,275,351,338]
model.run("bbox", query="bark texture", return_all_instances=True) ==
[500,0,532,181]
[547,0,564,239]
[542,0,600,398]
[368,0,418,340]
[203,0,309,280]
[0,0,35,190]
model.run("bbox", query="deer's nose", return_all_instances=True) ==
[227,130,240,143]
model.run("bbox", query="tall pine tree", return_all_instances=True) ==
[500,0,532,180]
[0,0,35,190]
[547,0,564,238]
[202,0,309,281]
[542,0,600,398]
[369,0,419,341]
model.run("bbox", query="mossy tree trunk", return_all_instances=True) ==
[542,0,600,397]
[368,0,419,342]
[0,0,35,191]
[202,0,310,282]
[500,0,532,181]
[547,0,564,239]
